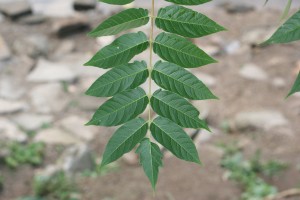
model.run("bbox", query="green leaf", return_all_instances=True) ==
[100,0,134,5]
[101,118,148,167]
[86,87,148,126]
[86,61,148,97]
[287,72,300,97]
[165,0,211,5]
[136,138,163,190]
[150,116,201,164]
[152,61,217,100]
[85,32,149,68]
[153,32,216,68]
[156,5,225,38]
[262,10,300,45]
[150,89,209,130]
[88,8,149,37]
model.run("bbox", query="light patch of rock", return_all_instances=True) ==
[194,72,217,87]
[29,0,74,17]
[232,110,289,131]
[0,98,27,114]
[29,83,69,113]
[12,113,53,131]
[59,144,95,174]
[191,101,211,120]
[96,35,115,47]
[27,59,77,83]
[239,63,268,81]
[0,118,27,142]
[0,77,25,100]
[13,34,49,58]
[0,0,32,20]
[272,77,286,89]
[34,128,81,145]
[0,34,11,61]
[59,116,96,141]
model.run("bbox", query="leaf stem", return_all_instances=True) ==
[148,0,155,127]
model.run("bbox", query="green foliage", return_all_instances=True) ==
[136,138,163,189]
[287,72,300,97]
[263,8,300,96]
[5,142,45,169]
[219,143,287,200]
[32,172,78,200]
[86,0,225,189]
[0,173,3,192]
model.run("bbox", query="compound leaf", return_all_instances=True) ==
[136,138,163,190]
[263,10,300,45]
[86,87,148,126]
[88,8,149,37]
[85,32,149,68]
[287,72,300,97]
[153,32,216,68]
[150,116,201,164]
[100,0,134,5]
[86,61,148,97]
[151,89,209,130]
[165,0,211,5]
[101,118,148,167]
[156,5,225,38]
[152,61,217,100]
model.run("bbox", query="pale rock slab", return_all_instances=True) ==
[232,110,289,131]
[0,118,27,142]
[12,113,53,131]
[27,59,77,83]
[29,83,68,113]
[34,128,81,145]
[239,63,268,81]
[59,115,96,141]
[0,98,27,114]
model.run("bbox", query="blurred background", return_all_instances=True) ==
[0,0,300,199]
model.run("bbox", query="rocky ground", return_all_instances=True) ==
[0,0,300,200]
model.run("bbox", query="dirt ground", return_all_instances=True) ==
[0,4,300,200]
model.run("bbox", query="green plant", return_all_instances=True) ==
[32,172,78,200]
[85,0,225,189]
[219,143,287,200]
[5,142,45,169]
[263,2,300,97]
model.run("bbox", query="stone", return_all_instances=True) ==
[239,63,268,81]
[74,0,96,11]
[34,128,81,145]
[0,0,32,20]
[191,101,211,120]
[201,44,221,56]
[0,99,27,114]
[19,14,47,25]
[0,77,25,100]
[59,144,95,174]
[29,83,69,114]
[59,116,96,141]
[232,110,288,131]
[223,40,241,55]
[0,118,27,142]
[0,35,11,61]
[13,34,49,58]
[271,77,286,89]
[27,59,77,83]
[96,35,115,47]
[194,72,217,87]
[51,13,90,37]
[51,40,75,59]
[77,95,103,111]
[222,3,255,14]
[241,27,275,45]
[30,0,74,17]
[12,113,53,132]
